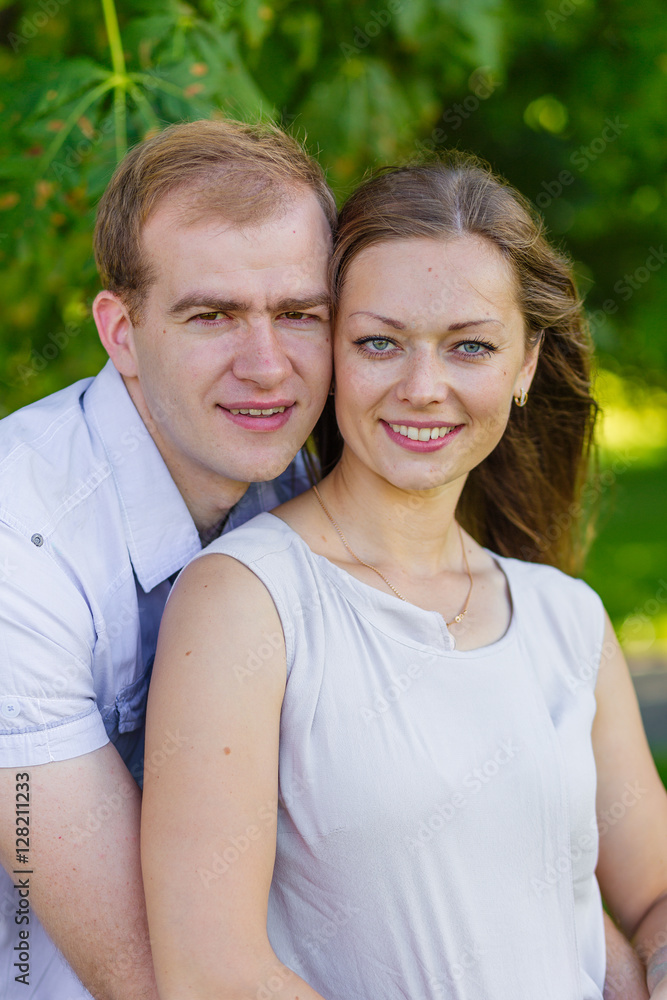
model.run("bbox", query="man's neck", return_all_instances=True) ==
[121,375,249,538]
[198,512,231,548]
[156,453,249,539]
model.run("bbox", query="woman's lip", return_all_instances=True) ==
[381,419,463,451]
[383,419,459,429]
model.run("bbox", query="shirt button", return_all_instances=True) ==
[1,699,20,720]
[31,533,44,547]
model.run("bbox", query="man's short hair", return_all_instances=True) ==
[94,118,337,319]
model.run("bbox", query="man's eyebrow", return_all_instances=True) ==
[168,294,251,316]
[167,291,331,316]
[272,293,331,312]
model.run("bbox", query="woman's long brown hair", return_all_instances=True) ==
[314,153,599,576]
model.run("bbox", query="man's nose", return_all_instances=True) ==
[232,320,293,387]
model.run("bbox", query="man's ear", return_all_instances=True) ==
[513,329,543,399]
[93,290,139,378]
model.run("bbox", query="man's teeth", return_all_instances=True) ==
[389,423,456,441]
[229,407,287,416]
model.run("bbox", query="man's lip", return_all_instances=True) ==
[219,400,295,411]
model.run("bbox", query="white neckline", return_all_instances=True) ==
[262,512,519,657]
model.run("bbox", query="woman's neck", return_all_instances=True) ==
[319,449,468,578]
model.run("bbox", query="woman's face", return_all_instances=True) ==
[333,235,540,493]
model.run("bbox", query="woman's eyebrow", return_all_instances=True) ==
[346,312,503,331]
[447,318,504,331]
[347,311,406,330]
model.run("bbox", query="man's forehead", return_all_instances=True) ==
[142,184,332,248]
[141,189,332,296]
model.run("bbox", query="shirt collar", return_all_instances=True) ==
[83,361,201,592]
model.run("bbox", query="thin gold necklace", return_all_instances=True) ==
[311,485,473,627]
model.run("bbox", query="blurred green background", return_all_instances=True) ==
[0,0,666,687]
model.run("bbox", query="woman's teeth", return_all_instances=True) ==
[389,423,456,442]
[229,407,286,416]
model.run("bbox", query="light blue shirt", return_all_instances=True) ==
[0,359,311,998]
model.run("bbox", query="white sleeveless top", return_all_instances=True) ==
[196,512,606,999]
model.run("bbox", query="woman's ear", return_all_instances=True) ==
[513,329,543,399]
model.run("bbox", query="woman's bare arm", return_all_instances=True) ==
[141,553,327,1000]
[593,614,667,996]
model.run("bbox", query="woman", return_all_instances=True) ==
[141,157,667,999]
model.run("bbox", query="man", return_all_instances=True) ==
[0,118,334,999]
[0,117,649,999]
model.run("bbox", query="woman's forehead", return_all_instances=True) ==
[337,235,521,323]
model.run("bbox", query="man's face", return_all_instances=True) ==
[123,189,332,495]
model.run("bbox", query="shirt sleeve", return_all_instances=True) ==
[0,523,109,765]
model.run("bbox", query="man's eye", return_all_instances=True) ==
[195,312,227,322]
[281,311,320,322]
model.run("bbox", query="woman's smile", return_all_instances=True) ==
[333,234,540,491]
[382,419,463,451]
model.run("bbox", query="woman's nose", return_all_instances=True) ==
[397,353,450,408]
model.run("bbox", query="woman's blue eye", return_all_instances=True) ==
[455,340,495,358]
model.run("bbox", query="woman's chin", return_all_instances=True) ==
[377,466,464,495]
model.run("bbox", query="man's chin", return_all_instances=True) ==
[216,453,299,487]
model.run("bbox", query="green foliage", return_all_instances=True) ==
[0,0,666,673]
[1,0,666,419]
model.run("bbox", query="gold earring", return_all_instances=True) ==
[514,388,528,407]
